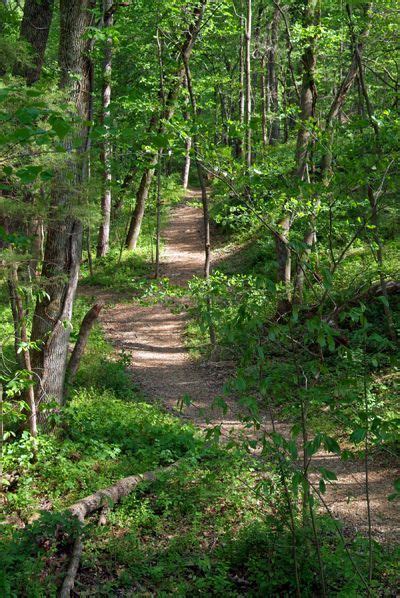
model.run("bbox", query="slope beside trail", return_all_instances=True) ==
[93,188,398,544]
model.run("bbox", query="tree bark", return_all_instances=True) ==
[183,26,216,347]
[268,6,280,145]
[245,0,252,168]
[125,2,207,251]
[65,303,104,387]
[295,0,318,179]
[7,265,38,449]
[367,186,396,341]
[14,0,54,84]
[97,0,114,258]
[155,150,163,279]
[30,0,92,410]
[182,134,192,189]
[235,5,245,159]
[321,4,371,175]
[260,53,268,146]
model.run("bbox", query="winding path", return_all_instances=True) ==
[92,189,398,544]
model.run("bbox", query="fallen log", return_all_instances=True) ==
[59,464,176,597]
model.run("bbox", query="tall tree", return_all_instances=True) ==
[30,0,92,411]
[245,0,252,167]
[268,5,280,144]
[97,0,114,258]
[14,0,54,84]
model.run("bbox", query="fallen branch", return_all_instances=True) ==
[59,464,176,597]
[330,280,400,322]
[59,528,83,598]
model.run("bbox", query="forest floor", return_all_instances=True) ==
[86,189,399,545]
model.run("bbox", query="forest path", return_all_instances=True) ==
[94,189,398,544]
[100,189,251,434]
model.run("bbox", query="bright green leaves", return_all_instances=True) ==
[49,114,71,140]
[350,427,367,444]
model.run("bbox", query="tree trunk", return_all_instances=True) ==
[275,0,318,307]
[7,265,38,448]
[295,0,318,179]
[275,214,292,314]
[65,303,104,386]
[182,134,192,189]
[14,0,54,84]
[321,4,371,175]
[30,0,92,411]
[367,188,396,342]
[268,6,280,145]
[125,2,206,251]
[182,100,192,189]
[245,0,252,168]
[260,53,268,146]
[183,26,216,347]
[155,150,163,278]
[97,0,114,258]
[236,6,245,159]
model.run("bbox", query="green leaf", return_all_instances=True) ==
[319,467,337,481]
[15,165,42,184]
[319,479,326,494]
[350,427,366,444]
[49,115,71,139]
[16,106,41,124]
[323,435,340,454]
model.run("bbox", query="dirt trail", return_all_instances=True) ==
[100,190,248,432]
[94,189,398,544]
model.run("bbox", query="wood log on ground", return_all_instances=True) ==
[330,280,400,322]
[59,464,176,597]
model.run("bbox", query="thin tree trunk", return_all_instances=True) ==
[367,185,396,341]
[295,0,318,179]
[321,4,371,174]
[65,303,104,386]
[183,41,216,346]
[8,265,38,450]
[14,0,54,84]
[125,2,207,251]
[182,134,192,189]
[275,214,292,314]
[182,93,192,189]
[30,0,92,411]
[236,7,245,159]
[155,150,163,279]
[274,0,318,307]
[268,6,280,144]
[97,0,114,258]
[245,0,252,168]
[260,53,268,146]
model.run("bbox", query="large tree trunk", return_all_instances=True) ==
[97,0,114,258]
[125,2,207,251]
[30,0,92,411]
[14,0,54,84]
